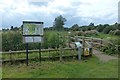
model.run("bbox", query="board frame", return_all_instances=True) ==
[22,21,44,43]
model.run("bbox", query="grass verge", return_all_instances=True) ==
[2,55,118,78]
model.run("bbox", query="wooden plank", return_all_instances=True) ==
[2,54,78,63]
[2,48,76,54]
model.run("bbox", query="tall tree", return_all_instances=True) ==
[89,22,94,26]
[53,15,66,31]
[71,24,79,31]
[10,26,14,30]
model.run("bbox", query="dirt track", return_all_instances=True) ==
[93,50,118,62]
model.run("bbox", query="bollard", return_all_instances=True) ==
[78,47,82,61]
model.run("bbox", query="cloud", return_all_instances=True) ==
[0,0,119,29]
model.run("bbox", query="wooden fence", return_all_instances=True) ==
[1,37,115,64]
[1,48,77,63]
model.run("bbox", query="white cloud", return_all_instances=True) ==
[0,0,119,28]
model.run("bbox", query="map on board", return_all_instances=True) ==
[23,23,43,36]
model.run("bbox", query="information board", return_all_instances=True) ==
[22,21,44,43]
[23,21,43,36]
[23,36,42,43]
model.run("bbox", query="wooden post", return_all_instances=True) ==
[59,45,63,62]
[83,37,85,60]
[91,37,93,56]
[26,43,28,66]
[48,47,50,60]
[39,43,41,63]
[73,49,75,60]
[101,38,102,49]
[9,50,12,64]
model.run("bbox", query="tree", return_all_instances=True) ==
[71,24,79,31]
[103,26,114,34]
[89,22,94,26]
[96,25,106,32]
[53,15,66,31]
[10,26,14,30]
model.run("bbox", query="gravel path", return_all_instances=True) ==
[93,50,118,62]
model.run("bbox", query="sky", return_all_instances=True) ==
[0,0,119,29]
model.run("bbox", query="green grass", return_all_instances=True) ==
[2,55,118,78]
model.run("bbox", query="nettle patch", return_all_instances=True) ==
[100,39,119,55]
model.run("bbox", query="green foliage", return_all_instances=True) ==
[101,44,117,55]
[109,30,114,35]
[71,24,80,31]
[96,26,106,32]
[2,31,25,51]
[81,27,87,32]
[109,30,120,36]
[2,29,68,51]
[101,38,119,55]
[114,23,120,30]
[53,15,67,31]
[96,23,119,36]
[42,31,66,49]
[102,26,114,34]
[84,30,98,37]
[114,30,120,36]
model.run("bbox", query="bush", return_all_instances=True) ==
[74,31,84,36]
[114,30,120,36]
[2,31,25,51]
[100,39,119,55]
[96,26,106,32]
[42,31,65,49]
[103,26,114,34]
[109,30,114,35]
[2,30,66,51]
[84,30,98,37]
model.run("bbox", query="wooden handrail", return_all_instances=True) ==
[1,48,77,54]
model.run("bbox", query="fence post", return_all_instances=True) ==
[26,43,29,66]
[59,46,63,62]
[73,49,75,60]
[91,37,93,56]
[101,38,102,49]
[39,43,41,63]
[82,37,85,60]
[9,50,12,64]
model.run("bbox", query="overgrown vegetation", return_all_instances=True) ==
[2,15,120,57]
[100,38,120,55]
[2,30,68,51]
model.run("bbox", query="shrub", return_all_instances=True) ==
[84,30,98,36]
[114,30,120,36]
[96,26,106,32]
[42,31,65,49]
[109,30,114,35]
[100,39,119,55]
[103,26,114,34]
[74,31,84,36]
